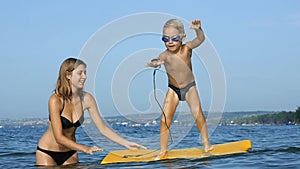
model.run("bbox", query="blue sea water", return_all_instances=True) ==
[0,118,299,169]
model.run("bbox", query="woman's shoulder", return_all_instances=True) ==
[82,92,97,109]
[83,91,92,97]
[49,93,63,105]
[82,91,95,101]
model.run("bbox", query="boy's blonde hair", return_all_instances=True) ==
[163,18,185,35]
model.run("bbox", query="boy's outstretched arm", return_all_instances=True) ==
[186,20,205,49]
[146,58,164,68]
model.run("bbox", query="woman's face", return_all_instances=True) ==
[71,64,87,89]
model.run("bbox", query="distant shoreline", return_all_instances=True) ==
[1,110,299,127]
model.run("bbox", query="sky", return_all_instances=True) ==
[0,1,300,119]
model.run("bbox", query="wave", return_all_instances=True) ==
[250,147,300,154]
[0,151,35,157]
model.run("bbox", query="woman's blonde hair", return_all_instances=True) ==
[55,58,86,100]
[163,18,185,35]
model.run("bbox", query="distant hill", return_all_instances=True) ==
[220,107,300,126]
[221,111,279,120]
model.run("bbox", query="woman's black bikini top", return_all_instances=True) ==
[49,99,84,129]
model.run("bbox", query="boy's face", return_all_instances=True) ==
[162,27,185,52]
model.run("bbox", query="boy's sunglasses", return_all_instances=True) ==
[162,35,181,43]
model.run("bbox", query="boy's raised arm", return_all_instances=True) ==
[186,20,205,49]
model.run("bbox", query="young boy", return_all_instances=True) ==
[147,19,213,160]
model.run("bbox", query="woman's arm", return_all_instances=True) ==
[85,92,146,150]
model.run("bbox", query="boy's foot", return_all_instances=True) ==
[203,141,214,152]
[154,151,167,160]
[204,145,214,152]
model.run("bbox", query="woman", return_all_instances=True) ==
[36,58,145,166]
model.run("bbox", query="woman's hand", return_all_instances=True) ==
[124,142,147,150]
[84,146,103,155]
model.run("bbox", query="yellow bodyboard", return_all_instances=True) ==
[101,140,252,164]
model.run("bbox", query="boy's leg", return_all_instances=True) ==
[185,87,213,152]
[155,89,179,160]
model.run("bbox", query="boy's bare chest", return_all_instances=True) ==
[166,54,191,69]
